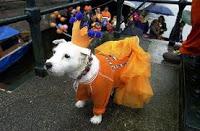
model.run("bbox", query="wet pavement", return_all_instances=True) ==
[0,38,180,131]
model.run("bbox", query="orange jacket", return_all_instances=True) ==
[101,11,111,19]
[180,0,200,55]
[76,54,127,115]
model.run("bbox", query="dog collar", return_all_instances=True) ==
[77,51,93,80]
[73,51,93,92]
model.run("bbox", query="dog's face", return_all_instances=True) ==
[45,39,90,76]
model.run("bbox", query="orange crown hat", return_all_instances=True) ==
[69,12,103,48]
[69,12,90,47]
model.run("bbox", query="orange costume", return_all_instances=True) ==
[101,10,111,19]
[71,18,153,115]
[179,0,200,55]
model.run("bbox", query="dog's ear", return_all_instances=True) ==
[80,52,87,58]
[80,49,90,62]
[80,49,90,56]
[52,39,67,45]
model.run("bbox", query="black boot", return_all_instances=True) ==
[163,50,181,64]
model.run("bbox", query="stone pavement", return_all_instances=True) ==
[0,39,180,131]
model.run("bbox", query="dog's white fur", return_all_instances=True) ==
[75,100,86,108]
[46,39,102,124]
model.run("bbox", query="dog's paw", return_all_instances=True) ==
[75,100,86,108]
[90,115,102,124]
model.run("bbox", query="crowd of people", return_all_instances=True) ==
[125,9,166,39]
[49,5,126,34]
[49,5,185,42]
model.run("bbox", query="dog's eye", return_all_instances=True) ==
[53,50,56,54]
[64,54,70,58]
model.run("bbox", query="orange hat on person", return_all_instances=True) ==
[69,12,90,47]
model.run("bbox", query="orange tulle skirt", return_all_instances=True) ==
[95,36,153,108]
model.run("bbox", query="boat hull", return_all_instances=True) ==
[0,41,31,73]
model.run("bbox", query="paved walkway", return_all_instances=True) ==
[0,39,180,131]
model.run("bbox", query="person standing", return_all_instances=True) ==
[179,0,200,55]
[101,7,111,21]
[95,8,102,22]
[149,19,161,39]
[158,15,167,35]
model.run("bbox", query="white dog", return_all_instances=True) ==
[46,39,102,124]
[45,38,153,125]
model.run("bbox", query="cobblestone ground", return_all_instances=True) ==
[0,40,180,131]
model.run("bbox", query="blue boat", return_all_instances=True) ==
[0,26,31,73]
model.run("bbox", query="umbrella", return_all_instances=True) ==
[144,4,174,16]
[123,1,136,8]
[114,0,151,10]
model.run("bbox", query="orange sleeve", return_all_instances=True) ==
[91,70,113,115]
[179,0,200,55]
[76,84,90,101]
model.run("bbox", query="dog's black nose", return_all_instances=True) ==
[45,62,52,70]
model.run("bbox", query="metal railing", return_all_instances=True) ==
[0,0,91,77]
[128,0,191,5]
[0,0,192,77]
